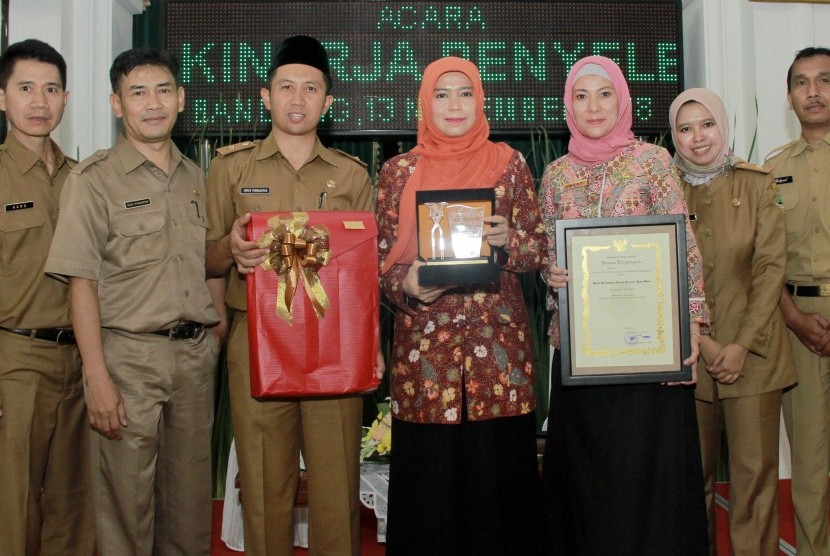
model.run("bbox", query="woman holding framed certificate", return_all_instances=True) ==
[376,57,548,555]
[538,56,710,555]
[670,88,796,555]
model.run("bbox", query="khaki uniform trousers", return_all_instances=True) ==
[782,295,830,556]
[697,390,782,556]
[92,328,218,556]
[0,330,94,556]
[228,312,362,556]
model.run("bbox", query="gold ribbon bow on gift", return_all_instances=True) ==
[257,212,331,324]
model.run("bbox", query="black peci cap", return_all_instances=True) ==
[270,35,331,82]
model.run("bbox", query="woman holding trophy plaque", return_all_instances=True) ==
[538,56,710,554]
[377,57,547,555]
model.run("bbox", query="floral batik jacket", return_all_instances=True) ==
[377,150,547,424]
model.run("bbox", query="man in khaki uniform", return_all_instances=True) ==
[0,39,94,556]
[768,46,830,556]
[205,35,375,555]
[45,48,225,555]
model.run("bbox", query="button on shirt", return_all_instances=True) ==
[45,135,218,332]
[0,134,74,329]
[768,131,830,283]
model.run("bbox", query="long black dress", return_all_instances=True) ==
[543,352,709,555]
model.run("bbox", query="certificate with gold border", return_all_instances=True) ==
[556,215,692,386]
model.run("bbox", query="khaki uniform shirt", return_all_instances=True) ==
[767,131,830,284]
[206,132,373,310]
[0,134,74,329]
[683,164,795,400]
[45,135,218,332]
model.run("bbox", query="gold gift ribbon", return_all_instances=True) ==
[257,212,331,324]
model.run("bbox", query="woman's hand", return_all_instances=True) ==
[402,260,452,304]
[699,335,723,366]
[482,215,509,248]
[544,264,569,289]
[708,343,747,385]
[667,322,701,386]
[682,321,701,368]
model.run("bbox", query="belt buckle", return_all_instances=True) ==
[169,321,203,340]
[821,284,830,297]
[55,328,75,344]
[168,323,186,339]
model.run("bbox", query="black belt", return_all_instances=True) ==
[150,321,205,340]
[0,327,76,345]
[786,283,830,297]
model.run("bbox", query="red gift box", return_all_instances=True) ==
[246,211,380,397]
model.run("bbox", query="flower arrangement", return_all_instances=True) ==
[360,400,392,462]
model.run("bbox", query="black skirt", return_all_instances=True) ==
[542,351,709,555]
[387,412,543,556]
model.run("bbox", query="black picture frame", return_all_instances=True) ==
[556,214,692,386]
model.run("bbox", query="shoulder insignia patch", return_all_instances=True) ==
[331,148,368,169]
[734,161,771,174]
[216,140,259,157]
[764,141,795,162]
[71,149,110,174]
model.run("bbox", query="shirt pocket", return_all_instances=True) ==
[188,197,209,229]
[779,187,804,240]
[0,207,46,264]
[320,188,351,211]
[110,209,166,269]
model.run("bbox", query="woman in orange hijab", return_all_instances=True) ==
[377,57,547,555]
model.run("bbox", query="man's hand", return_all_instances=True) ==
[85,373,127,440]
[210,321,230,345]
[788,310,830,356]
[228,213,269,274]
[781,288,830,356]
[814,327,830,357]
[402,260,452,305]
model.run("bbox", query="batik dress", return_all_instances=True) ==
[377,148,547,555]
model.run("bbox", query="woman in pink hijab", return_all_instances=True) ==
[671,88,795,556]
[538,56,709,554]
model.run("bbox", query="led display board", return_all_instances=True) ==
[165,1,682,135]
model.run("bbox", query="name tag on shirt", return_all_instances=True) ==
[563,179,588,190]
[241,187,270,194]
[125,198,151,209]
[774,176,793,185]
[4,201,34,211]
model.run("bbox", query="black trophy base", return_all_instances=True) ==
[418,258,501,286]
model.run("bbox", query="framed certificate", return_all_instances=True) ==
[556,214,692,386]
